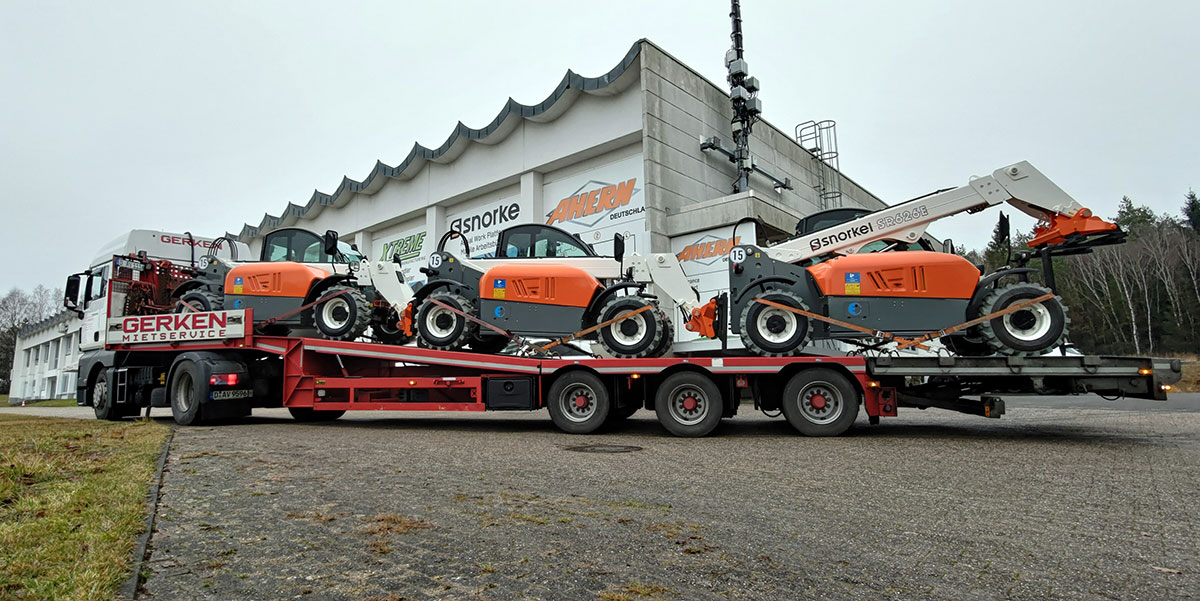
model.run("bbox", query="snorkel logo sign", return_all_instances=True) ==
[676,236,742,266]
[545,178,642,228]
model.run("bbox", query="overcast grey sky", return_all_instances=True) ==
[2,0,1195,293]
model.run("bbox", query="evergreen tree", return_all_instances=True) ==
[1113,196,1156,231]
[1183,189,1200,233]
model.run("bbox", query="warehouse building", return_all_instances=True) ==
[231,39,885,301]
[8,40,889,398]
[8,310,81,404]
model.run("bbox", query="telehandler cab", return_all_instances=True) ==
[172,228,414,342]
[412,224,698,358]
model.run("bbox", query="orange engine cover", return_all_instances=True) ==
[807,251,980,299]
[225,262,330,298]
[480,264,601,308]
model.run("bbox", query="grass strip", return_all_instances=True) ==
[0,414,170,600]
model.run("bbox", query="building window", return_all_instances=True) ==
[24,349,30,368]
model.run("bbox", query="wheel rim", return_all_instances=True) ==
[666,383,709,426]
[321,297,352,330]
[608,310,649,348]
[424,304,459,340]
[559,383,597,423]
[796,381,843,425]
[174,371,194,413]
[1002,302,1053,342]
[94,378,108,412]
[755,305,798,344]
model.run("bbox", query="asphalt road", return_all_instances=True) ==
[4,397,1198,600]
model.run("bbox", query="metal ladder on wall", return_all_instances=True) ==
[795,120,843,210]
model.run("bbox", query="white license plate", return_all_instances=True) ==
[211,389,254,400]
[116,258,146,271]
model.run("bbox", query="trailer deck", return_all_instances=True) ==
[93,308,1182,436]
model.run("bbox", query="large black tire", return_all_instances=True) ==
[416,291,477,351]
[976,283,1069,356]
[654,372,724,438]
[91,369,121,421]
[288,407,346,422]
[941,333,993,357]
[373,309,414,345]
[176,289,223,313]
[545,371,611,434]
[469,334,511,354]
[596,296,668,358]
[780,368,859,437]
[313,285,371,341]
[169,360,205,426]
[739,290,810,357]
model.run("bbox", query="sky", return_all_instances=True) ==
[1,0,1195,293]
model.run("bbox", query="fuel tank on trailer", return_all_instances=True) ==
[478,264,602,337]
[807,251,979,299]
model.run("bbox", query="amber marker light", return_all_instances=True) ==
[866,381,881,388]
[1139,368,1153,375]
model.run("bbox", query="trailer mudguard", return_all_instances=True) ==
[166,351,254,418]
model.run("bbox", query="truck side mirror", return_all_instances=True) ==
[942,238,955,254]
[323,230,340,256]
[64,274,82,313]
[613,233,625,263]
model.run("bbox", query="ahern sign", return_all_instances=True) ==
[106,311,247,344]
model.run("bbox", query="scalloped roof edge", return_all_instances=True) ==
[230,39,648,241]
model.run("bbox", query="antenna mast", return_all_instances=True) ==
[701,0,792,193]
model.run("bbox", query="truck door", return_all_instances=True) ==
[79,264,108,350]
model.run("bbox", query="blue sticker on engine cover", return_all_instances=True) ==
[494,278,505,288]
[844,272,860,283]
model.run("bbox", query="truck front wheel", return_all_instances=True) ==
[169,360,206,426]
[91,369,121,421]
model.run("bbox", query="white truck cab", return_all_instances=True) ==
[65,230,249,352]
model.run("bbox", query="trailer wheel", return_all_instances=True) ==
[91,369,121,421]
[314,285,371,341]
[654,372,723,437]
[175,289,223,313]
[288,407,346,422]
[169,360,205,426]
[417,291,477,351]
[546,371,611,434]
[780,368,859,436]
[596,296,668,358]
[977,283,1069,356]
[740,290,810,357]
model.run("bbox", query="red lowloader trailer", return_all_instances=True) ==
[88,306,1182,437]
